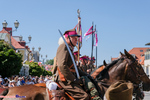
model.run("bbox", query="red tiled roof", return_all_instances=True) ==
[112,48,150,65]
[0,28,9,34]
[18,41,26,47]
[128,47,149,61]
[111,57,118,61]
[0,28,25,49]
[11,36,25,49]
[139,56,145,65]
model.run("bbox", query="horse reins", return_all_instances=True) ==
[124,58,145,99]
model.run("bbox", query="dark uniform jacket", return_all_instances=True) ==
[79,65,87,73]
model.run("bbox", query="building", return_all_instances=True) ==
[144,49,150,76]
[32,50,40,62]
[0,28,33,62]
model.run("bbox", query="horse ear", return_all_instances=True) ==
[124,49,135,61]
[120,52,125,57]
[103,60,107,66]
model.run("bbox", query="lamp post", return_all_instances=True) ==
[32,47,41,62]
[38,47,41,62]
[41,55,47,65]
[19,35,32,61]
[19,35,32,44]
[2,20,19,47]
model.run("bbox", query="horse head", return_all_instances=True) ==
[95,49,150,99]
[124,49,150,91]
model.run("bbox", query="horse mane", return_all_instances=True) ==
[90,65,104,75]
[97,58,123,80]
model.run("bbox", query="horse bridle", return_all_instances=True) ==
[124,59,145,99]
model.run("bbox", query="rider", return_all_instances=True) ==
[55,29,102,100]
[87,57,96,72]
[55,29,89,99]
[79,55,88,73]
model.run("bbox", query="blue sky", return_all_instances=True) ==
[0,0,150,65]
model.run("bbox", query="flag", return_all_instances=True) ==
[74,18,82,42]
[74,17,82,48]
[84,26,95,39]
[94,31,98,46]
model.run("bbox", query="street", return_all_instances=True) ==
[143,91,150,100]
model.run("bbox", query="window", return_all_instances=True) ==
[140,50,143,52]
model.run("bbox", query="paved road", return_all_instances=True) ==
[132,92,150,100]
[143,91,150,100]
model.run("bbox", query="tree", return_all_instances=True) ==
[45,59,54,65]
[0,41,22,77]
[26,61,43,77]
[42,69,52,76]
[26,61,52,76]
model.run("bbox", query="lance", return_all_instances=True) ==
[58,29,80,79]
[95,25,98,68]
[91,22,94,65]
[77,9,82,63]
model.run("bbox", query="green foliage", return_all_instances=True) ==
[0,41,22,77]
[45,59,54,65]
[26,61,43,77]
[26,61,52,76]
[42,69,52,76]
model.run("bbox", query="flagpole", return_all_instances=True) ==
[77,9,81,63]
[95,25,98,68]
[91,22,94,67]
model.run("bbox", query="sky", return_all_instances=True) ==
[0,0,150,66]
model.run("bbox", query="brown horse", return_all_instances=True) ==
[0,84,49,100]
[91,49,150,100]
[1,50,150,100]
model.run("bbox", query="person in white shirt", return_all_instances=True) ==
[26,78,34,85]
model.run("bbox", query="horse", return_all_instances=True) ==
[1,50,150,100]
[0,84,49,100]
[91,49,150,100]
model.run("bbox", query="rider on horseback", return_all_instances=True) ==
[55,29,102,100]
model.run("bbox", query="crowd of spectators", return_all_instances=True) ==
[0,74,52,88]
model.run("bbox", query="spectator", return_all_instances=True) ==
[0,78,3,88]
[34,77,39,84]
[14,76,18,82]
[3,78,9,88]
[17,77,23,86]
[44,75,49,82]
[38,78,44,83]
[9,80,16,87]
[26,78,34,85]
[21,76,25,85]
[0,75,4,85]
